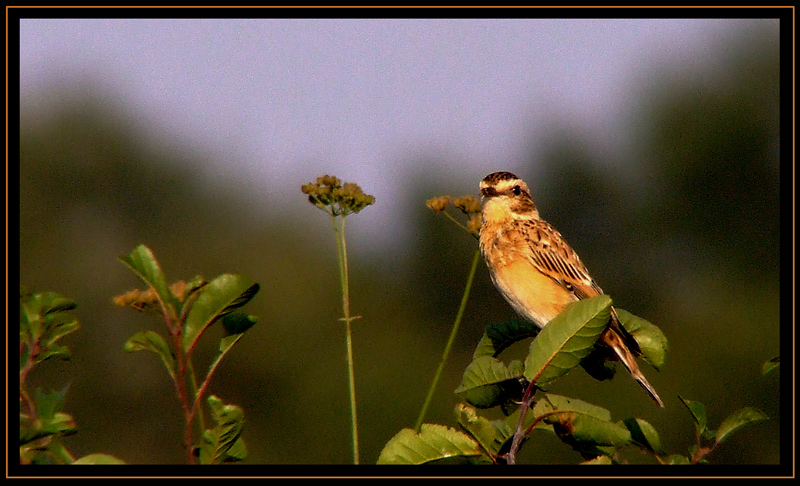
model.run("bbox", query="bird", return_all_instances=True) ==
[478,171,664,407]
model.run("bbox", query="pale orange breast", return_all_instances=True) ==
[489,257,578,328]
[481,222,578,328]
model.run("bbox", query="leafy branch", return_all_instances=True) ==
[378,193,768,465]
[19,287,124,465]
[379,296,768,465]
[116,244,259,464]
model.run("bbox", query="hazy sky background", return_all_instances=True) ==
[18,17,774,250]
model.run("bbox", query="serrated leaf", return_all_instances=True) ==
[124,331,175,380]
[715,407,768,444]
[183,274,259,354]
[525,295,612,386]
[377,424,488,465]
[622,417,665,455]
[119,245,176,316]
[199,395,246,464]
[616,308,668,369]
[73,454,126,464]
[455,356,524,408]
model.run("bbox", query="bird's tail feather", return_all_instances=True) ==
[602,318,665,408]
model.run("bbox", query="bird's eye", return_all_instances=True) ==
[512,185,521,196]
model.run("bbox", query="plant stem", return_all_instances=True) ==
[186,359,206,438]
[504,378,538,465]
[440,210,473,235]
[333,213,360,465]
[414,248,481,432]
[167,310,194,464]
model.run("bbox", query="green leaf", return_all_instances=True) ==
[218,333,244,354]
[43,295,78,314]
[578,347,617,381]
[472,318,540,359]
[26,292,78,317]
[199,395,246,464]
[222,312,258,335]
[123,331,176,380]
[183,274,260,354]
[33,386,69,420]
[622,417,665,455]
[615,308,668,369]
[20,290,79,361]
[533,393,612,422]
[458,399,556,458]
[224,436,248,462]
[119,245,176,316]
[455,403,500,454]
[459,395,622,463]
[21,394,78,444]
[525,295,612,386]
[664,454,691,464]
[544,412,632,457]
[20,291,75,338]
[196,333,245,393]
[40,314,80,350]
[679,396,713,440]
[581,455,613,464]
[73,454,126,464]
[35,344,72,364]
[455,356,524,408]
[377,424,489,465]
[44,440,77,465]
[715,407,768,444]
[761,356,780,375]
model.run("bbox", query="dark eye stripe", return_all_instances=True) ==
[481,186,498,197]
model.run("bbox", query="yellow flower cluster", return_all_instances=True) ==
[302,175,376,216]
[113,280,206,312]
[426,194,482,237]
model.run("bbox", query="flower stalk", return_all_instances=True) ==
[302,175,374,464]
[415,195,482,431]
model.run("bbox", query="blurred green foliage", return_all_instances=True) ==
[18,25,780,465]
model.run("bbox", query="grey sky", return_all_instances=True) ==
[19,17,770,249]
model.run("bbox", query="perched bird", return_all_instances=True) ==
[478,171,663,407]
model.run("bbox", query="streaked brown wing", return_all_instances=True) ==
[524,219,645,357]
[521,218,603,300]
